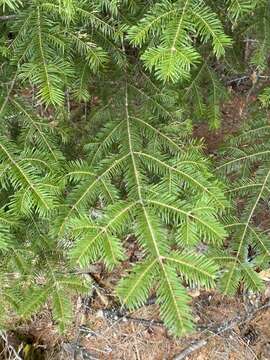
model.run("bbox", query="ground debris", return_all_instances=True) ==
[2,290,270,359]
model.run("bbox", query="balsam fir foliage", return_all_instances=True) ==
[216,110,270,296]
[0,77,227,334]
[0,0,269,337]
[59,83,228,335]
[127,0,232,82]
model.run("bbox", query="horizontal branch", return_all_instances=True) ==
[0,15,17,21]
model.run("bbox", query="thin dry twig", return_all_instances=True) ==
[173,340,207,360]
[0,331,23,360]
[172,300,270,360]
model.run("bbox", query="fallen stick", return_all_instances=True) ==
[172,316,241,360]
[172,300,270,360]
[101,308,164,327]
[173,340,207,360]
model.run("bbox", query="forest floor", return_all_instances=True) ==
[6,284,270,359]
[2,83,270,360]
[69,288,270,360]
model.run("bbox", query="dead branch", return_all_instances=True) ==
[0,15,17,21]
[172,317,242,360]
[0,331,23,360]
[98,308,163,327]
[172,300,270,360]
[173,340,207,360]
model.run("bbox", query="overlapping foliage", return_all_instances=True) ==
[216,111,270,295]
[0,0,269,337]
